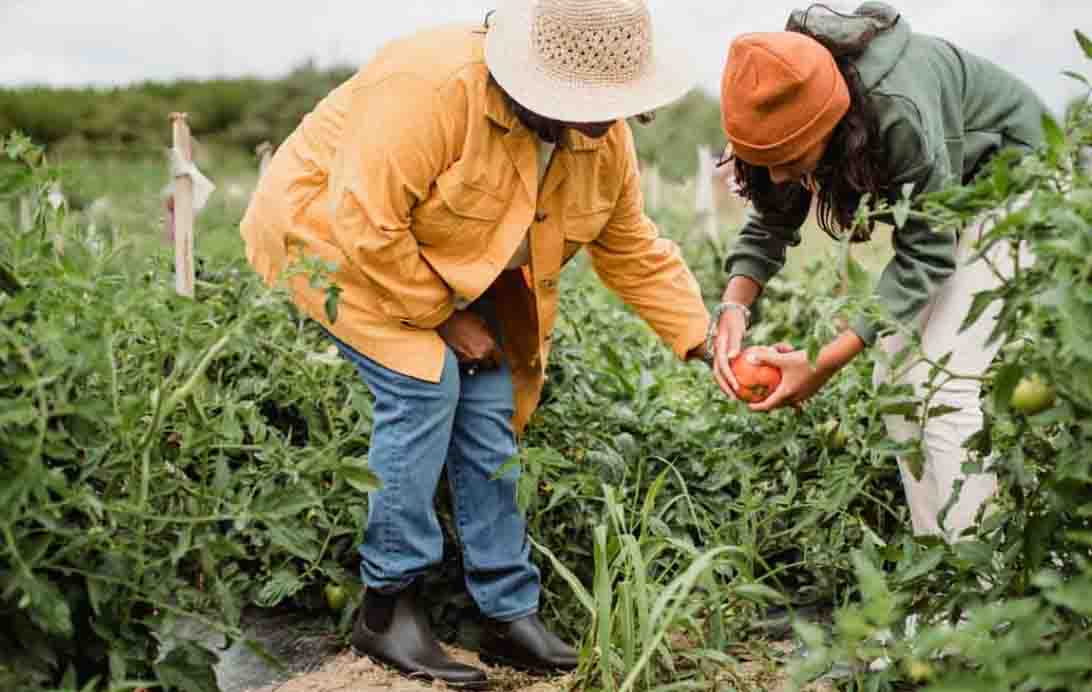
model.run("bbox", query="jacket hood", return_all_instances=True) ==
[786,2,910,89]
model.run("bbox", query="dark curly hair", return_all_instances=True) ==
[729,8,893,242]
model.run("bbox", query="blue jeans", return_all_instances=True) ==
[329,326,541,621]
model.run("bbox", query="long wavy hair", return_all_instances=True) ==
[729,7,894,242]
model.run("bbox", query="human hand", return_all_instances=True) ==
[746,344,835,413]
[436,311,502,371]
[712,308,748,398]
[687,340,712,367]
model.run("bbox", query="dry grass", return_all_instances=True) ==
[249,645,571,692]
[248,637,838,692]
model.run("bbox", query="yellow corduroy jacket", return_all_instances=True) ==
[241,24,710,433]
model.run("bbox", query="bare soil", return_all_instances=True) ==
[248,639,832,692]
[249,644,570,692]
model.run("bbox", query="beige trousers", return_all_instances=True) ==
[873,209,1034,540]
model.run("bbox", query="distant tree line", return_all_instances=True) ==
[1,61,724,181]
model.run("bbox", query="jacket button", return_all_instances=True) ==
[535,211,548,223]
[540,278,557,290]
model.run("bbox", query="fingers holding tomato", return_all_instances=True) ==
[729,346,783,403]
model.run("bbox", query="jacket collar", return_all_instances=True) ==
[484,78,604,151]
[485,79,519,131]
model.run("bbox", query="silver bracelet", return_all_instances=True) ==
[720,301,752,327]
[704,302,752,364]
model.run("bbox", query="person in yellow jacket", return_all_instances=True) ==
[241,0,711,686]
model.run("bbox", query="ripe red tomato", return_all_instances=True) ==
[730,347,783,403]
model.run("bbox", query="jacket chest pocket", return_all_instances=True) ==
[562,206,610,263]
[413,172,508,246]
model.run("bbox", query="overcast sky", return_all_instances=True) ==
[2,1,1089,113]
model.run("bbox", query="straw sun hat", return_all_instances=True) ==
[485,0,696,123]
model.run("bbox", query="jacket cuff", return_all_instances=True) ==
[673,314,712,361]
[725,258,777,288]
[848,315,880,347]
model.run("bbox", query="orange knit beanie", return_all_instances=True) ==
[720,32,850,167]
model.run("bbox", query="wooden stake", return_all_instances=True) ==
[695,145,719,246]
[695,145,715,217]
[256,141,274,179]
[170,113,196,298]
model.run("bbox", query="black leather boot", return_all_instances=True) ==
[479,613,578,673]
[351,585,488,689]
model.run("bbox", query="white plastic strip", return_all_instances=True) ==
[164,147,216,212]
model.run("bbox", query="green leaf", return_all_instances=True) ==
[491,454,521,481]
[0,401,37,426]
[618,546,734,692]
[732,582,787,605]
[337,459,382,494]
[155,642,220,692]
[896,545,945,583]
[25,579,74,637]
[1025,513,1059,573]
[876,397,918,417]
[1065,530,1092,547]
[1044,576,1092,616]
[1042,113,1065,162]
[959,290,1000,334]
[593,525,614,692]
[256,568,305,607]
[992,157,1012,196]
[252,487,318,519]
[846,254,871,297]
[952,540,993,568]
[926,404,961,420]
[1062,70,1090,87]
[992,362,1024,414]
[267,524,320,562]
[324,285,341,324]
[529,536,596,616]
[1077,29,1092,59]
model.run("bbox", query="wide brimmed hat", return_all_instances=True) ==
[485,0,697,123]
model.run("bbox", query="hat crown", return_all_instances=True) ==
[532,0,653,86]
[720,31,850,166]
[724,33,827,130]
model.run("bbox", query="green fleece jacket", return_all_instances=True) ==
[724,3,1048,344]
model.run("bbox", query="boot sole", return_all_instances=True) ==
[479,652,576,676]
[351,646,491,690]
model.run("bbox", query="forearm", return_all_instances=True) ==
[816,329,866,375]
[720,275,762,306]
[592,239,709,360]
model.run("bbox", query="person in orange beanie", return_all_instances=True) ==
[709,3,1047,540]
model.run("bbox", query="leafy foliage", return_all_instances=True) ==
[1,36,1090,692]
[0,135,376,691]
[784,53,1092,692]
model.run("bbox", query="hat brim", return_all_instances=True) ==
[485,1,697,123]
